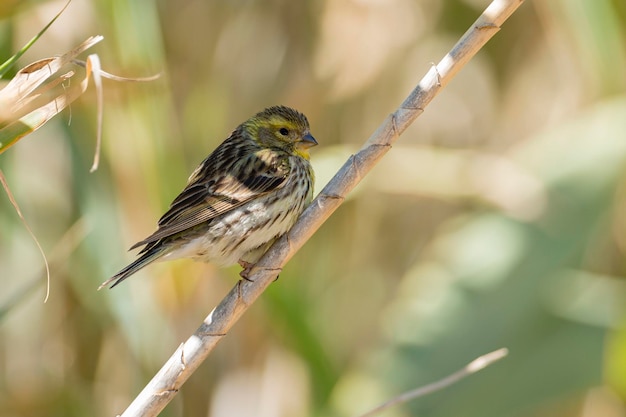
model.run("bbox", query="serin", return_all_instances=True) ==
[100,106,317,289]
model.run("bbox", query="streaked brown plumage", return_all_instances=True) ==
[100,106,316,289]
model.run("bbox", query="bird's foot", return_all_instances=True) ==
[238,260,281,282]
[238,260,254,282]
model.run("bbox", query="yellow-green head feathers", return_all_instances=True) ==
[244,106,317,159]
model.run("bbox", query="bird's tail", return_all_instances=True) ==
[98,246,166,290]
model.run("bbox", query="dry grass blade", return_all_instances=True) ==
[0,217,91,320]
[0,35,160,166]
[355,348,509,417]
[77,54,160,171]
[0,36,104,154]
[0,35,103,115]
[71,59,162,82]
[116,1,525,416]
[0,169,51,302]
[86,54,103,172]
[79,53,161,172]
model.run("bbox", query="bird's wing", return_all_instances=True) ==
[130,146,289,250]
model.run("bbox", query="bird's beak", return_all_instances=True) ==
[298,133,318,149]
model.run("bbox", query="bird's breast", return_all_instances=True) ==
[164,156,314,267]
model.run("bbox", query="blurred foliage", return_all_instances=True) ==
[1,0,625,417]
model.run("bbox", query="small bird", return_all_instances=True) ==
[99,106,317,289]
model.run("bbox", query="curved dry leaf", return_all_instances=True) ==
[0,35,160,160]
[0,169,50,302]
[72,59,162,82]
[0,36,104,155]
[85,53,103,172]
[0,71,84,152]
[0,35,104,117]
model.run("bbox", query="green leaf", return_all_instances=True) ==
[0,0,71,78]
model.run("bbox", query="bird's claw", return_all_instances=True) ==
[238,260,254,282]
[238,260,281,282]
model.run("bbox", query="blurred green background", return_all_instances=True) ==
[1,0,626,416]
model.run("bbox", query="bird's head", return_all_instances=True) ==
[244,106,318,159]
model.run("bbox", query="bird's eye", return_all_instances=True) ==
[279,128,289,136]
